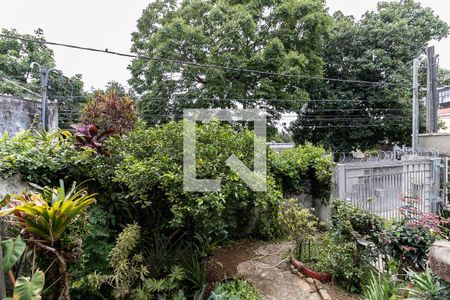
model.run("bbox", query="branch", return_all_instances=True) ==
[34,242,70,300]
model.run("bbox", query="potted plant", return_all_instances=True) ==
[291,234,332,282]
[278,199,332,282]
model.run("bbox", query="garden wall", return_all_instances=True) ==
[0,174,31,197]
[0,95,58,136]
[290,191,331,221]
[419,132,450,156]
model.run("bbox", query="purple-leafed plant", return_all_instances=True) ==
[71,124,113,154]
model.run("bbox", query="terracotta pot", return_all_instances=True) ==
[302,266,332,282]
[291,257,332,283]
[291,257,304,271]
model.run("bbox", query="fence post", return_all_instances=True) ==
[335,164,347,199]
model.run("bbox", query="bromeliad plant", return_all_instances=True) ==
[0,180,96,245]
[0,180,96,300]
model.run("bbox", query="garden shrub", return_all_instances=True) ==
[88,223,149,299]
[0,129,97,186]
[269,144,334,202]
[278,198,318,258]
[106,121,282,239]
[331,199,384,243]
[87,224,189,300]
[329,200,385,292]
[321,233,373,292]
[212,279,259,300]
[69,206,115,299]
[0,121,341,298]
[0,121,284,240]
[380,219,440,271]
[80,91,137,135]
[379,196,449,271]
[329,199,450,292]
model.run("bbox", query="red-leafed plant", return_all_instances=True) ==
[71,124,113,154]
[380,195,450,270]
[399,195,449,233]
[80,91,137,135]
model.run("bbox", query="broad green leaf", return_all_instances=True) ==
[13,271,45,300]
[1,236,26,272]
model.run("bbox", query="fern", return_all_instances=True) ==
[403,268,448,299]
[139,265,186,299]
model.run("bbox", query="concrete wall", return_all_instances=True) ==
[0,95,58,136]
[419,133,450,156]
[0,174,32,197]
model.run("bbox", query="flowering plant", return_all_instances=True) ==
[381,195,449,270]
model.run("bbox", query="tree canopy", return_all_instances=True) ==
[291,0,449,151]
[0,28,88,128]
[0,28,85,100]
[129,0,332,125]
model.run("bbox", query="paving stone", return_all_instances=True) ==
[306,277,315,284]
[309,283,318,292]
[309,292,322,300]
[314,278,324,289]
[319,288,332,300]
[237,243,314,300]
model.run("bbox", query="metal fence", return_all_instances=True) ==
[334,151,444,219]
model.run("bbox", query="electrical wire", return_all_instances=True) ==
[0,75,40,97]
[52,96,408,103]
[0,34,409,87]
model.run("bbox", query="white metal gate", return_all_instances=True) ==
[334,157,443,219]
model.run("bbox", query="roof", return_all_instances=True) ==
[438,108,450,117]
[438,86,450,92]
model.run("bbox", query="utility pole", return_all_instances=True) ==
[426,46,439,133]
[412,58,419,150]
[30,63,60,131]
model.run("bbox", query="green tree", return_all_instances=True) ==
[0,28,54,97]
[0,28,86,127]
[87,80,137,101]
[129,0,331,125]
[291,0,448,152]
[438,68,450,87]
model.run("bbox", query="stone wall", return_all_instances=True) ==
[0,174,32,197]
[0,95,58,136]
[429,240,450,283]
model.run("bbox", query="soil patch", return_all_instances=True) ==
[322,282,363,300]
[206,239,262,285]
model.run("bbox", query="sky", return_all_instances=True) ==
[1,0,450,90]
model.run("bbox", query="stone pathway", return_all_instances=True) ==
[237,242,332,300]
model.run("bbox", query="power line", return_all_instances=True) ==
[297,124,408,128]
[0,34,408,87]
[0,75,40,97]
[53,95,409,103]
[382,60,415,86]
[57,109,410,117]
[58,108,408,115]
